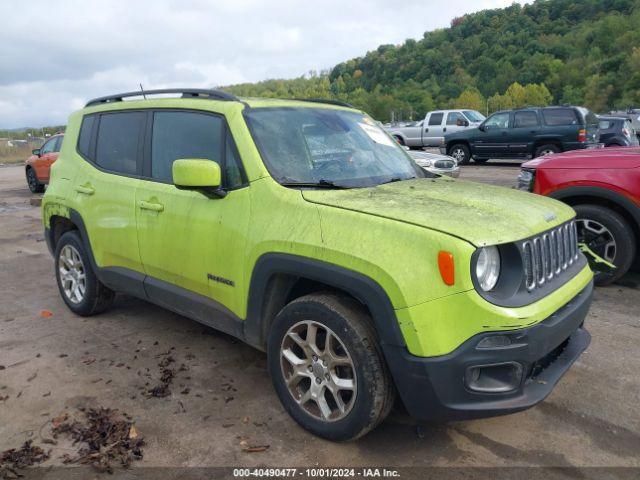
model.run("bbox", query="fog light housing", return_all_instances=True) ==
[476,335,512,349]
[465,362,523,393]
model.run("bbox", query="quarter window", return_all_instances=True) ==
[95,112,145,175]
[542,108,578,126]
[514,111,539,128]
[428,113,444,126]
[151,111,223,184]
[225,130,245,188]
[78,115,95,159]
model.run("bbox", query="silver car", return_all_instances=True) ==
[408,150,459,178]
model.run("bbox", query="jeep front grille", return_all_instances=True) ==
[522,221,579,291]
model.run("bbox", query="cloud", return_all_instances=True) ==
[0,0,524,128]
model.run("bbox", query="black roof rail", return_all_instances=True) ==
[85,88,239,107]
[292,98,355,108]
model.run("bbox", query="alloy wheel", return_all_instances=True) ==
[58,245,87,304]
[576,218,617,263]
[280,320,357,422]
[450,148,466,162]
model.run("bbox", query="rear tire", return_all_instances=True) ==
[574,204,636,286]
[54,231,115,316]
[534,144,560,158]
[268,292,395,441]
[26,168,44,193]
[448,144,471,164]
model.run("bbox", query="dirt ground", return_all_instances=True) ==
[1,162,639,473]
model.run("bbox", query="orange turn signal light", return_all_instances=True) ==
[438,251,455,286]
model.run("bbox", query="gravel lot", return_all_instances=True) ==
[1,162,639,474]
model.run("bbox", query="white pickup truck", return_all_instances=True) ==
[385,109,485,147]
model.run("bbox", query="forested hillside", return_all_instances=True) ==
[224,0,640,121]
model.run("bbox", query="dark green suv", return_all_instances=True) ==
[441,106,599,164]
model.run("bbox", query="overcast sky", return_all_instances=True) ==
[0,0,523,128]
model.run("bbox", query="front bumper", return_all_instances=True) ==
[427,167,460,178]
[383,280,593,421]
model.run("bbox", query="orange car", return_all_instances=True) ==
[25,134,64,193]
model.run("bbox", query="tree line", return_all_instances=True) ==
[225,0,640,122]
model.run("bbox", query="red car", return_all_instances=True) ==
[25,133,64,193]
[518,147,640,285]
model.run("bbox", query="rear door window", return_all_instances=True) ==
[446,112,466,125]
[95,112,145,175]
[542,108,578,126]
[598,120,613,130]
[514,111,539,128]
[428,113,444,126]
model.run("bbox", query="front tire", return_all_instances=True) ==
[574,204,636,286]
[55,231,115,316]
[26,168,44,193]
[448,144,471,164]
[268,293,395,441]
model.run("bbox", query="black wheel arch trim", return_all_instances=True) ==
[244,253,406,350]
[549,186,640,228]
[49,212,406,352]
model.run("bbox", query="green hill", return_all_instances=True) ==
[224,0,640,121]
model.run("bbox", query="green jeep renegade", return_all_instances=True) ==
[42,89,593,441]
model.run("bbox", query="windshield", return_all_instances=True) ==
[463,110,486,122]
[245,108,425,188]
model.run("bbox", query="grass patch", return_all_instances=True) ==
[0,145,32,165]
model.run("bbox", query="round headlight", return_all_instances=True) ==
[476,246,501,291]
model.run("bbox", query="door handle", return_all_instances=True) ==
[138,200,164,212]
[425,128,429,133]
[75,185,95,195]
[443,127,447,132]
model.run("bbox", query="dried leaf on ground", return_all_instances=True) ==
[243,445,270,453]
[51,407,144,474]
[39,310,53,318]
[0,440,49,479]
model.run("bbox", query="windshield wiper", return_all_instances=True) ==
[279,179,349,189]
[378,176,416,186]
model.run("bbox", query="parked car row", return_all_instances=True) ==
[441,106,599,164]
[386,109,485,148]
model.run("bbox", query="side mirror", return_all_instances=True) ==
[32,148,41,156]
[478,124,486,132]
[172,159,225,198]
[456,119,470,127]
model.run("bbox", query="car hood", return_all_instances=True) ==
[302,178,575,247]
[523,147,640,169]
